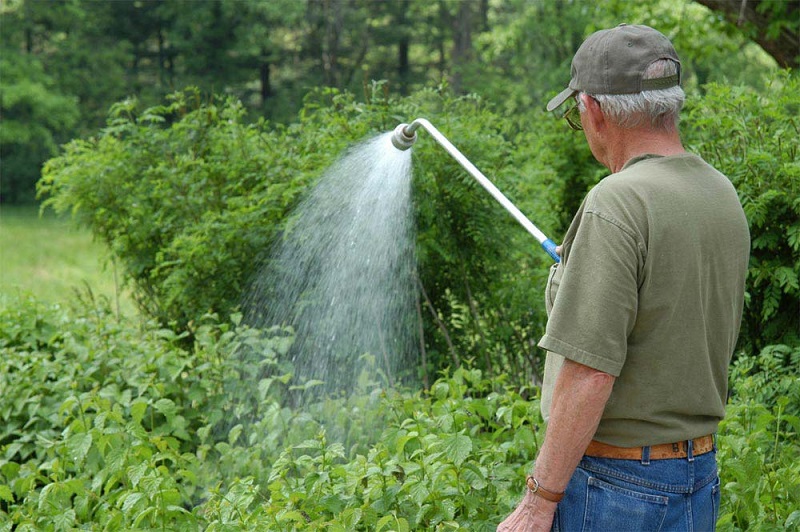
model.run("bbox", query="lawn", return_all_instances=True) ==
[0,204,135,315]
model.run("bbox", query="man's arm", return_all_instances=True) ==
[498,358,615,531]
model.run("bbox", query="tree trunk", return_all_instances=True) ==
[260,59,272,106]
[437,0,449,80]
[479,0,490,32]
[323,0,343,87]
[694,0,799,69]
[157,25,165,88]
[398,37,410,93]
[450,0,474,93]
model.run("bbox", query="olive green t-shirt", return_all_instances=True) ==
[538,153,750,447]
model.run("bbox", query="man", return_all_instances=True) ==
[498,24,750,531]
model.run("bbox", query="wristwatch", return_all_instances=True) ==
[526,475,564,503]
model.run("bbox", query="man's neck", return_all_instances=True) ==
[604,127,685,173]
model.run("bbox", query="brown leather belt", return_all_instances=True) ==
[585,435,715,460]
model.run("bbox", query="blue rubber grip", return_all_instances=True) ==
[542,238,560,263]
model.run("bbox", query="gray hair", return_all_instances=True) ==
[578,59,685,131]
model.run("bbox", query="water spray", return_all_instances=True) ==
[391,118,560,262]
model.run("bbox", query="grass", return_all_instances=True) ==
[0,204,136,315]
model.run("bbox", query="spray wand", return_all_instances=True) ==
[391,118,560,262]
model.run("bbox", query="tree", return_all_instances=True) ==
[0,1,80,203]
[0,52,79,203]
[694,0,799,69]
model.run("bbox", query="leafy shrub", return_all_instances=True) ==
[39,89,319,330]
[0,295,294,528]
[36,72,800,389]
[717,341,800,530]
[38,85,567,384]
[718,399,800,531]
[2,296,799,530]
[719,345,800,530]
[258,368,542,530]
[0,296,541,529]
[729,343,800,417]
[405,91,568,384]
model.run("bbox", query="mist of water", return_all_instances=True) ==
[243,132,419,398]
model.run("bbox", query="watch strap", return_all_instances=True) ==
[526,475,564,503]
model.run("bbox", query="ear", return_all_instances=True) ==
[582,94,606,131]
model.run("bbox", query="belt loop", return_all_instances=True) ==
[713,433,717,453]
[687,439,695,462]
[641,445,651,466]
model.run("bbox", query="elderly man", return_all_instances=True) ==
[499,24,750,531]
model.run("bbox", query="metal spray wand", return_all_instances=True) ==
[391,118,560,262]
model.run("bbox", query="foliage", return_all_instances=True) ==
[407,90,565,382]
[729,343,800,417]
[1,296,798,529]
[694,0,799,69]
[0,49,79,203]
[2,0,784,204]
[717,398,800,531]
[260,368,541,530]
[683,71,800,353]
[0,296,539,529]
[37,86,559,384]
[38,70,800,382]
[38,87,360,330]
[717,343,800,531]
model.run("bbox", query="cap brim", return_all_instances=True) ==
[546,87,577,112]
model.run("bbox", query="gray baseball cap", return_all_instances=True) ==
[546,24,681,112]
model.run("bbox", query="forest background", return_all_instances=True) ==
[1,0,799,530]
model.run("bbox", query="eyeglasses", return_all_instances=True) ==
[562,101,583,131]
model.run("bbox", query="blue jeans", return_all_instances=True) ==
[553,443,720,531]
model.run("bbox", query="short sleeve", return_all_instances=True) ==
[537,205,642,377]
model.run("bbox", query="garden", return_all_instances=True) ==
[1,1,798,530]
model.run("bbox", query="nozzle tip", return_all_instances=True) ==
[391,123,417,151]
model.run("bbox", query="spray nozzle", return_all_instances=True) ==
[391,123,417,151]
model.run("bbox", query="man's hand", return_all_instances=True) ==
[497,491,557,532]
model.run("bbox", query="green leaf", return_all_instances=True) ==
[122,492,145,514]
[228,424,243,445]
[127,462,148,488]
[407,480,430,505]
[461,463,488,490]
[130,400,148,425]
[786,510,800,529]
[52,508,76,531]
[376,514,398,532]
[66,432,92,464]
[441,433,472,467]
[277,510,308,523]
[140,474,163,497]
[154,398,178,421]
[133,506,156,527]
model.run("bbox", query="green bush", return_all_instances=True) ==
[718,342,800,530]
[37,72,800,387]
[39,88,321,329]
[0,296,541,529]
[38,85,566,385]
[0,295,390,528]
[2,296,798,530]
[717,398,800,531]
